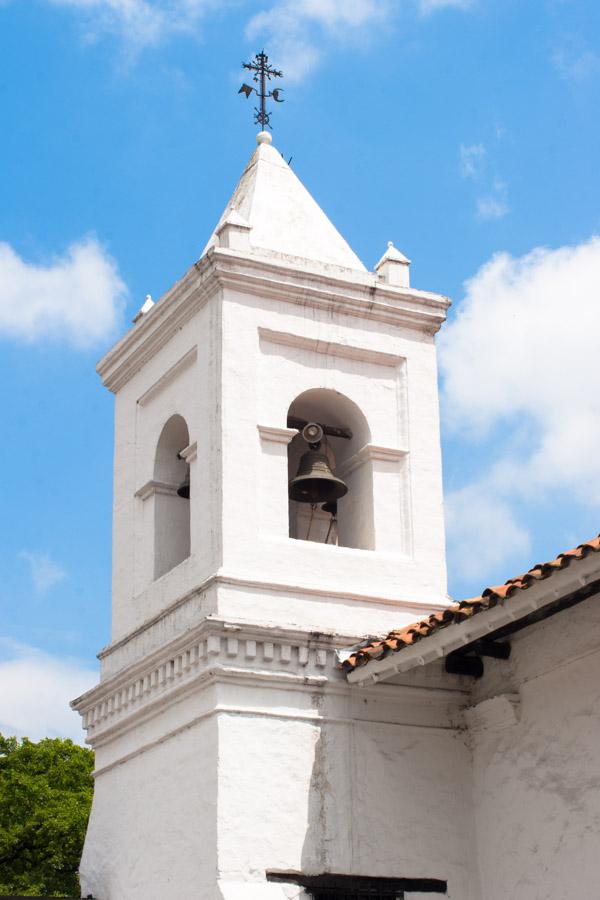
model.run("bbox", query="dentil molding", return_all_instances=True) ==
[72,619,347,744]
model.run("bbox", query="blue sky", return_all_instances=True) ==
[1,0,599,740]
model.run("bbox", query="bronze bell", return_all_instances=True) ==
[177,466,190,499]
[289,449,348,505]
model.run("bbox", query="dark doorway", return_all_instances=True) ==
[267,872,447,898]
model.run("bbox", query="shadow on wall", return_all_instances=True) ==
[300,698,333,878]
[297,709,449,898]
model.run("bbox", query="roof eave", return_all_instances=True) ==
[346,552,600,685]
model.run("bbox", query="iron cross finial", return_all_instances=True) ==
[239,50,284,131]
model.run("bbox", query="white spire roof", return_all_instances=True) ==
[203,132,366,272]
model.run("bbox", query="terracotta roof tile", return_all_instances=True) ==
[343,534,600,672]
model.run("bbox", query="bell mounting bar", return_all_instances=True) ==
[287,415,353,440]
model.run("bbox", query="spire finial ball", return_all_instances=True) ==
[257,131,272,145]
[387,240,394,248]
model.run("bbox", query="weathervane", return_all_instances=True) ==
[239,51,284,130]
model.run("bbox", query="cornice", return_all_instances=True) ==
[72,617,355,744]
[212,249,450,332]
[97,262,219,394]
[74,612,470,752]
[97,573,449,672]
[97,247,450,394]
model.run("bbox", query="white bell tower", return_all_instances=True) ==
[73,130,452,900]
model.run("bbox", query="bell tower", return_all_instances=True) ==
[73,129,451,900]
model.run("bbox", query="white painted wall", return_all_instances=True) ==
[103,244,448,651]
[219,282,448,618]
[468,592,600,899]
[80,714,218,900]
[79,588,600,900]
[78,624,480,899]
[109,296,223,642]
[216,686,480,899]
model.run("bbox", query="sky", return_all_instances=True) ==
[1,0,599,742]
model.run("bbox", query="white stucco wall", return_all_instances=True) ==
[219,286,448,613]
[217,699,480,899]
[79,589,600,900]
[100,244,450,667]
[81,713,218,900]
[468,593,600,899]
[79,634,480,899]
[109,295,223,643]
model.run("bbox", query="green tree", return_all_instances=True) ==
[0,734,94,897]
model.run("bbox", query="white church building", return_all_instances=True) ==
[72,130,600,900]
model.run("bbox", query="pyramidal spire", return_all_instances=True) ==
[203,131,366,272]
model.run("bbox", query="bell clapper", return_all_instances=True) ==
[305,504,317,541]
[323,500,338,545]
[324,515,335,545]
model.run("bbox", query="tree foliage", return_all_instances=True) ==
[0,734,94,897]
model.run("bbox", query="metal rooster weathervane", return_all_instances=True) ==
[239,51,284,130]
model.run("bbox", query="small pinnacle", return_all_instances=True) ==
[257,131,272,145]
[387,241,394,248]
[132,293,155,324]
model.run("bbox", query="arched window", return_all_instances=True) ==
[153,414,191,580]
[287,389,374,550]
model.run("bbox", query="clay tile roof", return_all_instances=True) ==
[342,534,600,672]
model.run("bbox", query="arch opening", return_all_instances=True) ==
[287,389,374,550]
[153,414,191,580]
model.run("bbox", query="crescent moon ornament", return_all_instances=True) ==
[239,51,284,131]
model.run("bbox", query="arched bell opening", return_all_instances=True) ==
[153,414,191,580]
[287,389,375,550]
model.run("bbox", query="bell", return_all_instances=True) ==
[177,467,190,499]
[289,449,348,505]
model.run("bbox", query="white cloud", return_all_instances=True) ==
[476,194,509,221]
[46,0,214,47]
[29,0,474,70]
[246,0,390,81]
[420,0,472,12]
[460,142,486,179]
[440,236,600,578]
[459,140,509,221]
[476,179,509,220]
[553,46,600,83]
[19,551,67,595]
[445,481,531,585]
[0,237,127,348]
[246,0,473,80]
[0,639,96,743]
